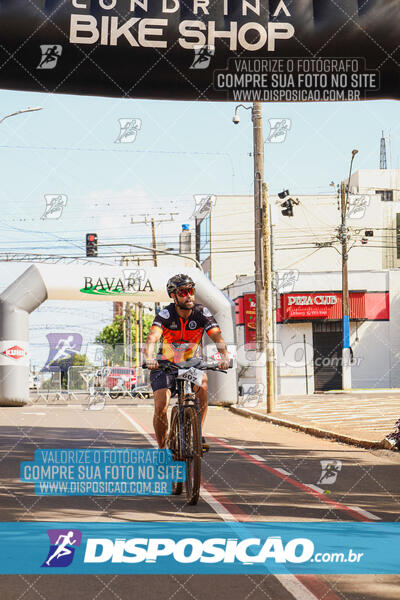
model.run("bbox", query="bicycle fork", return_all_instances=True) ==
[178,379,203,459]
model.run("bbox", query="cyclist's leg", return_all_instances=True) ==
[193,373,208,428]
[150,369,174,449]
[153,388,171,449]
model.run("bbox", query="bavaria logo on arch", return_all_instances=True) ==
[80,276,154,296]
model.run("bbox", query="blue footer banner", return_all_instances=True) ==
[0,522,399,574]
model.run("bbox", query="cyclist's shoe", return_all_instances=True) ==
[202,436,210,453]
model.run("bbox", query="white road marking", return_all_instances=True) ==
[249,454,266,462]
[22,412,46,415]
[347,506,381,521]
[118,408,333,600]
[275,468,291,476]
[306,484,325,494]
[275,575,325,600]
[118,408,236,522]
[119,408,155,446]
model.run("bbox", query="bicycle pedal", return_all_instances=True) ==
[202,437,210,453]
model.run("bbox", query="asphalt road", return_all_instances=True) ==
[0,401,399,600]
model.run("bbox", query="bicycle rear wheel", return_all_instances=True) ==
[168,406,183,495]
[183,406,201,505]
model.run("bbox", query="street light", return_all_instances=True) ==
[0,106,43,126]
[341,149,358,390]
[233,102,274,410]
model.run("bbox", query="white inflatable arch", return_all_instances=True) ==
[0,264,237,406]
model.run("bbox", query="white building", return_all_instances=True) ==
[198,169,400,393]
[194,170,400,288]
[226,270,394,395]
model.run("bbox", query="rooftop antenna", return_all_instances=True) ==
[380,130,387,169]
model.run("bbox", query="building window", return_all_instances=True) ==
[198,214,211,263]
[376,189,393,202]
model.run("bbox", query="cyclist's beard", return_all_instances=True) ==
[175,296,193,311]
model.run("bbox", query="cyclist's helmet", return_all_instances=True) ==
[166,274,195,297]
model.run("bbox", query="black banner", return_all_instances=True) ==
[0,0,398,101]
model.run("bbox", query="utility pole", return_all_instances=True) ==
[262,183,275,412]
[341,149,358,390]
[139,302,144,383]
[252,102,267,402]
[151,219,160,313]
[135,303,140,378]
[340,180,350,388]
[151,218,158,267]
[125,303,132,367]
[131,213,178,314]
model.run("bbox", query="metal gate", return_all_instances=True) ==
[313,322,342,391]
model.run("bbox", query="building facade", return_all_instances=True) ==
[226,270,395,395]
[196,169,400,393]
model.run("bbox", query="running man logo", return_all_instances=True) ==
[317,460,342,486]
[266,119,291,143]
[346,195,370,220]
[37,45,62,70]
[44,333,83,370]
[42,529,82,568]
[115,118,142,143]
[275,270,299,294]
[190,45,215,70]
[41,194,68,220]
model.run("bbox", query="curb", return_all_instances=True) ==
[229,406,388,450]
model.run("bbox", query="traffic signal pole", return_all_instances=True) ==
[341,149,358,390]
[340,181,351,389]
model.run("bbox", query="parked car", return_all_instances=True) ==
[105,367,137,399]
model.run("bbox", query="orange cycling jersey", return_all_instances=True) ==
[150,302,221,363]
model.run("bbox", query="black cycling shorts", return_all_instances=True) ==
[149,369,177,394]
[149,369,201,395]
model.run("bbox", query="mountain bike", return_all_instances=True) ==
[144,358,231,505]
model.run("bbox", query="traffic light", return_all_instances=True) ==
[281,199,294,217]
[86,233,98,257]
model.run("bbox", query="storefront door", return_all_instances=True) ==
[313,322,342,391]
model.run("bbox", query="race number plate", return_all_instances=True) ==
[177,368,203,387]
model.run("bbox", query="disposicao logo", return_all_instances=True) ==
[1,345,27,360]
[42,529,82,568]
[83,536,314,565]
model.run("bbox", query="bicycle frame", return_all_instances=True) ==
[176,377,202,460]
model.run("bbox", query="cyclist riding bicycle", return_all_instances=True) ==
[144,273,230,450]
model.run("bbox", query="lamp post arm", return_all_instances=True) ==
[0,107,43,126]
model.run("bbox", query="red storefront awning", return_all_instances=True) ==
[277,291,389,322]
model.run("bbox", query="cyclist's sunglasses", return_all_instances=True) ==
[176,287,195,297]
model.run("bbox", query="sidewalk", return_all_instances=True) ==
[230,391,400,449]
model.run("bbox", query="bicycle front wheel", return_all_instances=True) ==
[168,406,183,495]
[183,406,201,505]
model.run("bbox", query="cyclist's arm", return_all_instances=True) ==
[207,329,230,369]
[144,325,163,369]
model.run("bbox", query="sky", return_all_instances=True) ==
[0,89,399,367]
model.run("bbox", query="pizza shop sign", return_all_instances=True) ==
[283,293,340,319]
[288,295,337,306]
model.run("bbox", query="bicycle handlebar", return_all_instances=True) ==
[142,358,233,372]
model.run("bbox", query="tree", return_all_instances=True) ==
[95,311,154,364]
